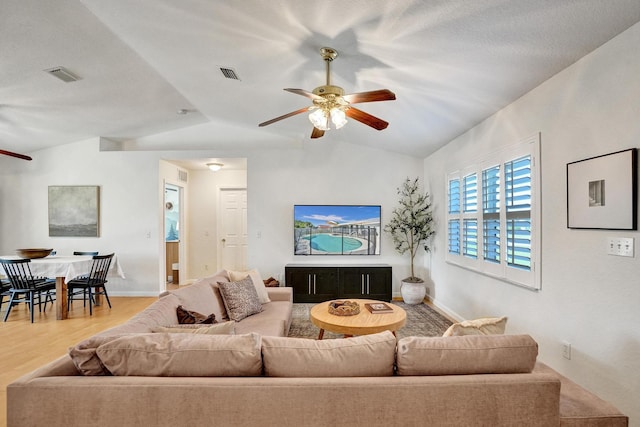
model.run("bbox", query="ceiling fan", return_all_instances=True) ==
[258,47,396,139]
[0,149,32,161]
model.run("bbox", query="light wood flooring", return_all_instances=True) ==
[0,296,157,427]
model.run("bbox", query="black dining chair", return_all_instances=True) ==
[0,258,56,322]
[67,251,99,305]
[0,277,11,317]
[66,253,114,316]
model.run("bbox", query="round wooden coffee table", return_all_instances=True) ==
[310,299,406,339]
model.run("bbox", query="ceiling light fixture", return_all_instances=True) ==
[308,100,348,131]
[44,66,81,83]
[207,162,223,172]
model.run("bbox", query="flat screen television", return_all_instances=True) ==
[294,205,381,255]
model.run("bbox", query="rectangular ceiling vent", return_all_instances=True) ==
[220,67,240,80]
[44,66,81,83]
[178,170,188,183]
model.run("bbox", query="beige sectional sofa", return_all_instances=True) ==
[7,271,627,427]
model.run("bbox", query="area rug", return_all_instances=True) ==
[288,302,453,339]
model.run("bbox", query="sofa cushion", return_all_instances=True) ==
[96,333,262,377]
[227,268,271,303]
[151,321,235,335]
[396,334,538,376]
[69,334,138,376]
[96,294,182,336]
[235,300,292,337]
[168,277,228,322]
[176,305,216,324]
[262,331,396,377]
[218,276,263,321]
[442,316,508,336]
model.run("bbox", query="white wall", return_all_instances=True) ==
[1,138,421,299]
[247,143,424,293]
[424,22,640,425]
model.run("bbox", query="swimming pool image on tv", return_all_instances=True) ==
[303,234,363,252]
[293,205,382,255]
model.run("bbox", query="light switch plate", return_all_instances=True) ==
[607,237,634,257]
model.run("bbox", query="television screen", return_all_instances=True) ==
[294,205,381,255]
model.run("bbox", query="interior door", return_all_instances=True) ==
[218,189,247,271]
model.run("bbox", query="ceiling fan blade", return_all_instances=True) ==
[258,106,311,127]
[0,149,32,161]
[284,88,323,100]
[310,127,325,139]
[343,89,396,104]
[345,108,389,130]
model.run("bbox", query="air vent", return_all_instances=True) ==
[44,66,81,83]
[178,170,188,183]
[220,67,240,80]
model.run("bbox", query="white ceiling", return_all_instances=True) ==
[2,0,640,160]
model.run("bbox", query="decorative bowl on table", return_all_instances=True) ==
[328,300,360,316]
[15,248,53,259]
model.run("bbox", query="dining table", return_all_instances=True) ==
[1,254,125,320]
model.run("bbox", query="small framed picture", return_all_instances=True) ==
[567,149,637,230]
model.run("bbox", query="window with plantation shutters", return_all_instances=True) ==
[446,134,540,290]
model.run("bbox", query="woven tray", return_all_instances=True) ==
[328,300,360,316]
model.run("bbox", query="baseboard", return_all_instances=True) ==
[427,297,463,322]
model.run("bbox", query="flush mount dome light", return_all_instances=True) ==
[207,163,223,172]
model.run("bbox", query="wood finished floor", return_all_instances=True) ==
[0,297,157,427]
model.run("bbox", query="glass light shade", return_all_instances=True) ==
[308,108,329,131]
[207,163,223,171]
[330,108,347,129]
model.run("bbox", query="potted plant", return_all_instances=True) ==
[384,177,435,304]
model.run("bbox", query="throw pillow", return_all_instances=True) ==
[261,331,397,377]
[396,334,538,376]
[95,333,263,376]
[176,305,216,324]
[227,269,271,303]
[218,276,263,321]
[442,316,508,337]
[151,321,235,335]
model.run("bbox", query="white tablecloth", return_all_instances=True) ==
[1,254,125,283]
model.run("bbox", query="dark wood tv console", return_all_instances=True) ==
[285,264,392,303]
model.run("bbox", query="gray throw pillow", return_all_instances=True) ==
[217,276,263,321]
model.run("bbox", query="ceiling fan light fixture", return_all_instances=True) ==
[330,107,347,129]
[308,106,347,131]
[308,108,329,131]
[207,162,223,172]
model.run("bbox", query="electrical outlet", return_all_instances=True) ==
[562,342,571,360]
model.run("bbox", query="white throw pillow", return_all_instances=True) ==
[227,268,271,303]
[442,316,508,337]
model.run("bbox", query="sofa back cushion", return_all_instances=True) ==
[96,333,262,377]
[168,273,228,321]
[262,331,396,377]
[396,334,538,376]
[69,334,139,375]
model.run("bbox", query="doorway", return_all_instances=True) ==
[165,183,181,289]
[218,188,247,271]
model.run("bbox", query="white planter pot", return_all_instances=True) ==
[401,280,426,304]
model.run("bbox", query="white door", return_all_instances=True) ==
[218,189,247,271]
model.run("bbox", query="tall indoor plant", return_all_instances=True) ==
[384,177,435,304]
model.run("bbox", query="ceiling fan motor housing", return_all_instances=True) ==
[312,85,344,97]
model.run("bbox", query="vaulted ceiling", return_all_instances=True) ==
[2,0,640,159]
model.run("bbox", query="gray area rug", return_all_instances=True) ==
[288,302,453,339]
